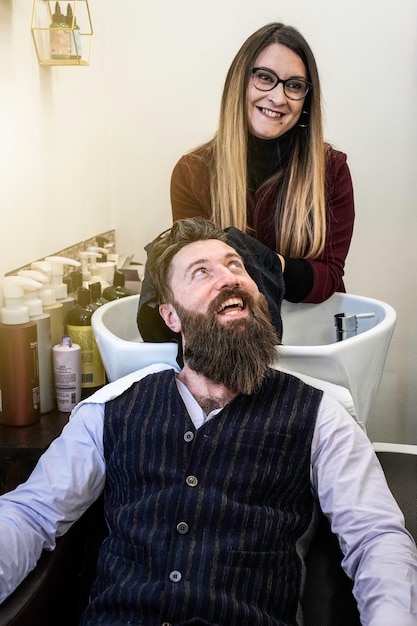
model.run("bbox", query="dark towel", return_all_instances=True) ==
[137,227,284,344]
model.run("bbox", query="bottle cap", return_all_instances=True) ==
[77,287,91,306]
[1,305,30,325]
[89,281,102,300]
[113,270,125,287]
[61,335,72,347]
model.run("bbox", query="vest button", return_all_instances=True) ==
[176,521,189,534]
[169,570,182,582]
[184,430,194,442]
[161,622,172,626]
[186,475,198,487]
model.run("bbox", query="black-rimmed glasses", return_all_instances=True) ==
[251,67,312,101]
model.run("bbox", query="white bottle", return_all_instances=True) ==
[52,335,81,412]
[87,246,115,286]
[44,256,81,320]
[79,251,104,288]
[31,261,64,349]
[17,273,55,414]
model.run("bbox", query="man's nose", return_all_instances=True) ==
[214,266,241,290]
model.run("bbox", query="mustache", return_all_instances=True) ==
[206,287,257,317]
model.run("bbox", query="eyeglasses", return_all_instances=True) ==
[251,67,312,101]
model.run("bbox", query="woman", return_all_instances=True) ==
[170,23,354,303]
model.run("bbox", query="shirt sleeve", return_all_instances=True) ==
[0,402,105,603]
[170,152,212,222]
[311,394,417,625]
[303,150,355,303]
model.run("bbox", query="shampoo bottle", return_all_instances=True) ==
[85,252,110,290]
[66,287,106,389]
[45,256,81,320]
[102,270,134,301]
[65,3,82,61]
[49,1,70,60]
[87,246,115,286]
[19,275,54,414]
[52,335,81,411]
[0,278,40,426]
[31,261,64,349]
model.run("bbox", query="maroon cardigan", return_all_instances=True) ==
[170,146,355,303]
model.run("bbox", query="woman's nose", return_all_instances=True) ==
[268,82,286,105]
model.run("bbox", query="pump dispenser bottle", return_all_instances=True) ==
[78,251,93,287]
[31,261,64,349]
[102,269,134,301]
[84,251,110,290]
[44,256,81,320]
[17,272,54,414]
[66,287,106,389]
[87,246,115,285]
[0,277,40,426]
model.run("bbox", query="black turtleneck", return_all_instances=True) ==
[247,127,297,193]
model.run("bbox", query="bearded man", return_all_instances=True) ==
[0,218,416,626]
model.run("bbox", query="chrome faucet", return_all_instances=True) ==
[334,312,376,341]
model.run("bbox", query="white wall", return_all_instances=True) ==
[1,1,416,443]
[0,0,112,277]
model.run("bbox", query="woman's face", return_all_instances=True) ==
[247,43,307,140]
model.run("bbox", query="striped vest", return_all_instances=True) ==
[81,369,322,626]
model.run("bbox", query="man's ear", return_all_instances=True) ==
[159,303,182,334]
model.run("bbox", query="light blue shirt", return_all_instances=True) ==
[0,364,416,625]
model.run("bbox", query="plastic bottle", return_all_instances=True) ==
[102,270,134,301]
[65,3,82,60]
[86,246,114,287]
[66,287,106,389]
[85,251,110,290]
[31,261,65,349]
[49,1,70,60]
[52,335,81,411]
[17,273,55,414]
[0,277,40,426]
[78,251,93,287]
[44,256,81,320]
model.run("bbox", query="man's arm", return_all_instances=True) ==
[0,403,106,603]
[311,395,417,625]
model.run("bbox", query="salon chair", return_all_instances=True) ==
[0,445,415,626]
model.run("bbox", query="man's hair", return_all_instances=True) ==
[146,217,228,303]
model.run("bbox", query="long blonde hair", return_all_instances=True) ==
[204,23,327,259]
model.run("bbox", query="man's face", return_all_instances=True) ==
[161,239,261,333]
[159,239,278,394]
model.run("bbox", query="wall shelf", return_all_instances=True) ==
[31,0,93,66]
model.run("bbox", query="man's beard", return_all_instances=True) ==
[173,289,279,395]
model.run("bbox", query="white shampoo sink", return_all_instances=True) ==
[92,292,396,426]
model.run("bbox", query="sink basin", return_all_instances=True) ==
[91,292,396,426]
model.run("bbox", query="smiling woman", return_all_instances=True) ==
[170,22,355,305]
